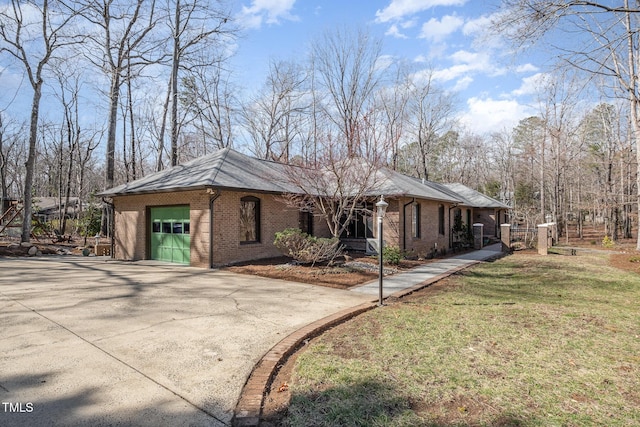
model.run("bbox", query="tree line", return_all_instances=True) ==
[1,0,638,247]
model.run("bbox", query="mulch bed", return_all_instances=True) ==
[224,253,435,289]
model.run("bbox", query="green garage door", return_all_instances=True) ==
[150,206,190,264]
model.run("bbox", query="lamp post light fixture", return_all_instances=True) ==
[376,195,389,306]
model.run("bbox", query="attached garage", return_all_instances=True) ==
[150,205,190,264]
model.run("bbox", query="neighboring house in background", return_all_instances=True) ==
[32,197,81,223]
[99,148,510,267]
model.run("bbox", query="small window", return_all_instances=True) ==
[299,211,313,235]
[173,222,183,234]
[162,222,172,234]
[240,196,260,243]
[152,222,161,233]
[183,222,190,234]
[412,202,421,238]
[438,205,445,235]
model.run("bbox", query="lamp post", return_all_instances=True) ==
[376,195,388,306]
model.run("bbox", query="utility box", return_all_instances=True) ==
[95,244,111,256]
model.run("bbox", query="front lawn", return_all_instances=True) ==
[268,252,640,426]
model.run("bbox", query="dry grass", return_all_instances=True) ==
[273,252,640,426]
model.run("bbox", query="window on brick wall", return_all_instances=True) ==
[412,202,421,238]
[438,204,445,235]
[240,196,260,243]
[299,211,313,235]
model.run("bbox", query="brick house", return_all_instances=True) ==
[99,148,509,267]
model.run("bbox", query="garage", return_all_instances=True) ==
[150,205,190,264]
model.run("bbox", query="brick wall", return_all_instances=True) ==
[211,191,299,266]
[394,197,451,257]
[113,190,462,267]
[113,189,302,268]
[475,208,500,237]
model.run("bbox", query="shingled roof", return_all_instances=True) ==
[439,183,510,209]
[99,148,506,209]
[99,148,300,196]
[374,168,460,203]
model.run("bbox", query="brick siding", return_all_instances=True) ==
[113,189,304,268]
[393,197,452,257]
[113,190,464,267]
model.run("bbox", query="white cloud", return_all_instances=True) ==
[385,24,408,39]
[462,14,492,36]
[511,72,548,97]
[375,0,467,23]
[460,97,533,134]
[238,0,299,29]
[418,14,464,42]
[375,54,396,72]
[515,63,539,73]
[452,75,473,92]
[432,50,503,83]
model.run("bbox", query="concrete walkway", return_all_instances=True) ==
[351,243,504,297]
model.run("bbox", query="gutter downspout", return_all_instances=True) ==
[208,189,220,269]
[402,198,415,251]
[448,203,458,251]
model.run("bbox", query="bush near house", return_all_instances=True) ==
[382,245,403,265]
[274,228,344,266]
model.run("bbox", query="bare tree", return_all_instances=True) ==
[156,0,236,168]
[281,135,388,238]
[375,63,411,170]
[398,69,458,180]
[177,55,237,161]
[241,59,309,161]
[0,0,82,242]
[495,0,640,247]
[52,67,83,235]
[536,72,584,237]
[81,0,160,190]
[311,26,384,157]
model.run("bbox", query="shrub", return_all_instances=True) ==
[602,235,615,248]
[274,228,344,266]
[382,245,403,265]
[274,228,308,257]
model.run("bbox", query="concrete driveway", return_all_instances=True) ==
[0,256,372,426]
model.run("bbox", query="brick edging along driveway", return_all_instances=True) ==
[232,301,378,426]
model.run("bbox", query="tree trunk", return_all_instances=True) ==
[21,82,43,242]
[106,74,120,190]
[170,0,180,167]
[156,76,172,172]
[103,75,120,236]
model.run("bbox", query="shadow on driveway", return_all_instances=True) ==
[0,256,372,426]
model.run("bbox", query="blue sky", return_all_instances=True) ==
[230,0,545,135]
[0,0,548,138]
